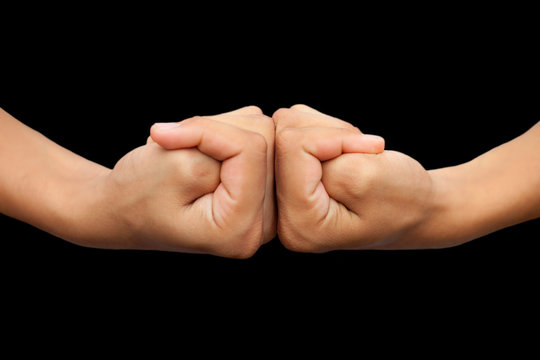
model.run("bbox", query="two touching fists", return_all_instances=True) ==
[109,105,431,258]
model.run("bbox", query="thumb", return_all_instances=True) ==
[150,122,181,147]
[150,116,267,226]
[276,126,384,225]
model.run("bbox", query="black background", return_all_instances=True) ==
[1,7,538,325]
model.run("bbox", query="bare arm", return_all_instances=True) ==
[0,107,112,244]
[274,105,540,251]
[0,106,274,258]
[424,122,540,246]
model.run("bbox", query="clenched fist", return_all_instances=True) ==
[273,105,387,252]
[4,102,536,257]
[150,106,276,247]
[66,106,275,259]
[138,106,275,257]
[322,151,435,249]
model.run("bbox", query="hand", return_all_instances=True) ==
[189,106,276,243]
[3,105,537,255]
[87,106,271,258]
[322,150,435,249]
[273,105,388,252]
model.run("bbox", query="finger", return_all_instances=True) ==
[298,127,385,161]
[146,135,155,144]
[289,104,323,114]
[276,126,383,208]
[151,117,250,159]
[205,112,275,140]
[289,105,359,130]
[150,117,267,213]
[202,111,276,243]
[204,105,263,117]
[167,148,221,205]
[273,107,359,133]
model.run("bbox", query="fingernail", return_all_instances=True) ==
[363,134,385,142]
[153,122,180,131]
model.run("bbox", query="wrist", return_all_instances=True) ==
[413,162,478,247]
[51,164,130,249]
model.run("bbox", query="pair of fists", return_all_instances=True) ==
[107,105,433,258]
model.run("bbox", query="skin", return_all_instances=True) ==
[150,106,277,245]
[2,103,539,256]
[274,105,540,252]
[0,106,275,258]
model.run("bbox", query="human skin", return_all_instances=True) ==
[0,106,277,258]
[3,103,539,256]
[150,106,277,245]
[274,105,540,252]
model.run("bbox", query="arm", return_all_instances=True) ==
[275,105,540,251]
[0,106,271,258]
[322,121,540,250]
[423,121,540,247]
[0,107,113,245]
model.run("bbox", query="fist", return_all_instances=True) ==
[198,106,276,243]
[322,150,435,249]
[273,105,386,252]
[105,106,274,258]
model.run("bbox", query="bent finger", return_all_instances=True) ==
[273,107,359,133]
[151,116,267,213]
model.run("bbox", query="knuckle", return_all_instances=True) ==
[272,108,291,123]
[191,157,220,182]
[323,154,374,199]
[245,114,275,138]
[242,105,263,115]
[276,127,302,154]
[169,151,195,177]
[171,149,219,180]
[353,156,380,188]
[275,126,297,143]
[290,104,311,112]
[261,114,276,129]
[350,156,380,193]
[252,113,275,128]
[180,115,203,126]
[327,155,354,179]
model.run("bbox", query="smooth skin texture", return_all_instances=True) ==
[273,104,386,252]
[150,106,277,246]
[274,105,540,252]
[1,104,539,257]
[0,106,274,258]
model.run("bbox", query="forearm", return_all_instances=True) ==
[0,108,114,245]
[422,122,540,246]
